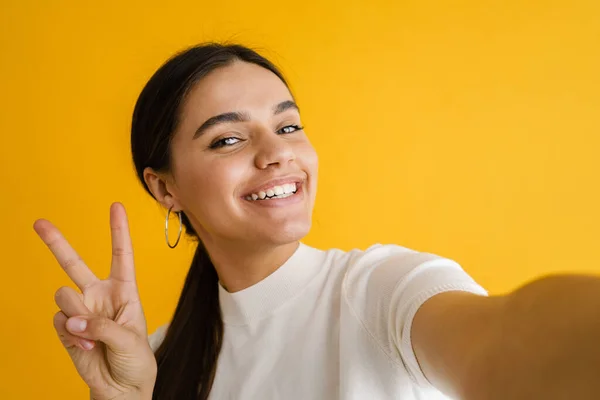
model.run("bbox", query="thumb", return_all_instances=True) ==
[66,316,139,352]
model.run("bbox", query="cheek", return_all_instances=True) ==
[295,140,318,204]
[179,157,250,205]
[298,140,319,176]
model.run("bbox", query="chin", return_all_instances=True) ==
[262,218,312,245]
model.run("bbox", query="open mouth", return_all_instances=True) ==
[244,182,299,201]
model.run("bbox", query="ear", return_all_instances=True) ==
[143,167,183,211]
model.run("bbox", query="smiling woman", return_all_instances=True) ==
[37,42,600,400]
[35,42,489,400]
[36,44,486,400]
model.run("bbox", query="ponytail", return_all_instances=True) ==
[152,241,224,399]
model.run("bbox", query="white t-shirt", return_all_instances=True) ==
[149,242,488,399]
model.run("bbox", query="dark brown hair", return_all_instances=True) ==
[130,43,290,399]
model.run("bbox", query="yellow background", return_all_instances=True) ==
[1,0,599,398]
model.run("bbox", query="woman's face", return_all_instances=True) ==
[163,61,318,247]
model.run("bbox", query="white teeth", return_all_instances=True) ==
[246,182,299,201]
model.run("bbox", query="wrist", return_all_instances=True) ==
[91,385,154,400]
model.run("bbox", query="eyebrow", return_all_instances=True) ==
[192,100,300,139]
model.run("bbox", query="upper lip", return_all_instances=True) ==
[243,175,306,196]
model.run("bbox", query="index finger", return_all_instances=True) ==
[33,219,99,290]
[109,202,137,283]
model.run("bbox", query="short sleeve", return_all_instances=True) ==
[148,324,169,352]
[342,244,488,391]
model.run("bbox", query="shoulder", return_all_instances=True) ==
[148,323,169,352]
[338,243,454,288]
[319,243,419,272]
[338,242,487,316]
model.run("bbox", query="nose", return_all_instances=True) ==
[254,130,296,170]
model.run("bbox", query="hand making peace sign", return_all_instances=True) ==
[34,203,157,400]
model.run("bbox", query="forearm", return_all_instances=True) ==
[472,274,600,399]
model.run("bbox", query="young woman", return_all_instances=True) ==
[35,44,600,400]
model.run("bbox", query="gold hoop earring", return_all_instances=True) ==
[165,206,182,249]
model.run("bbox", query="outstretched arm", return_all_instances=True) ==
[412,274,600,399]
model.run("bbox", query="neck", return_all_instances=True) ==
[202,239,300,293]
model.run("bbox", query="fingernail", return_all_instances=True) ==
[80,339,95,350]
[67,317,87,333]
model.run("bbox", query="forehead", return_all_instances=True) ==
[180,61,293,125]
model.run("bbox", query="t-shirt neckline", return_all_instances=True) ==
[218,242,323,325]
